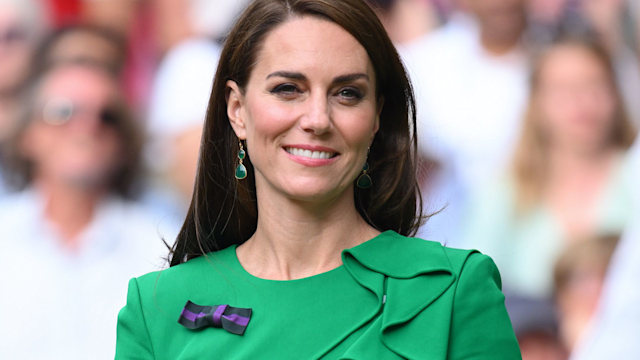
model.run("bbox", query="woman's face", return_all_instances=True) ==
[22,66,123,190]
[536,45,617,152]
[227,16,380,203]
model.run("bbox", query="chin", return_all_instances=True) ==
[280,181,351,204]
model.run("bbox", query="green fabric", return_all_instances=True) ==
[116,231,521,359]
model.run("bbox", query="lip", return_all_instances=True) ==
[282,144,340,167]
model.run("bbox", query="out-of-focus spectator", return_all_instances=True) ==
[400,0,530,245]
[525,0,640,125]
[569,139,640,359]
[506,295,567,360]
[146,38,220,206]
[33,24,127,78]
[0,0,47,191]
[462,37,637,298]
[365,0,441,45]
[81,0,137,37]
[0,62,168,359]
[553,234,619,353]
[145,0,250,209]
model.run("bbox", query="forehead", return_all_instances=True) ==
[540,46,606,80]
[251,16,373,79]
[39,66,117,103]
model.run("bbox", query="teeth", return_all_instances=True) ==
[286,147,334,159]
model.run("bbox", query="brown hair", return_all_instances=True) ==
[512,37,637,211]
[32,24,128,78]
[169,0,422,266]
[2,61,143,198]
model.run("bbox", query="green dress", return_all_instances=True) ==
[116,231,521,359]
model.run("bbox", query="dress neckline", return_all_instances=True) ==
[227,230,390,284]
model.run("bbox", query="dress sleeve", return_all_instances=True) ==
[447,253,522,359]
[115,278,155,359]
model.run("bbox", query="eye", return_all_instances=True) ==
[270,83,302,98]
[336,87,363,102]
[42,98,74,125]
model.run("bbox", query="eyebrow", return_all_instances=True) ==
[266,71,369,83]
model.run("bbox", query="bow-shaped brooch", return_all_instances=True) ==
[178,300,252,335]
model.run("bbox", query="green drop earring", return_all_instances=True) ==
[235,141,247,180]
[356,157,372,189]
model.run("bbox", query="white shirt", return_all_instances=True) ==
[399,15,529,245]
[0,190,171,359]
[147,38,221,139]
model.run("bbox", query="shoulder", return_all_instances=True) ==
[0,190,39,234]
[344,230,490,281]
[0,189,37,212]
[342,232,518,358]
[133,246,238,299]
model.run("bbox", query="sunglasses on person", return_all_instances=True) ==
[41,97,120,127]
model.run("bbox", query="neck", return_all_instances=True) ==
[36,180,104,249]
[543,143,620,240]
[237,186,379,280]
[544,142,619,196]
[548,142,616,176]
[480,30,521,56]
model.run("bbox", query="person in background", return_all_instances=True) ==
[525,0,640,126]
[145,0,251,210]
[463,36,636,299]
[0,61,167,359]
[365,0,441,45]
[0,0,47,192]
[145,38,221,207]
[553,234,619,354]
[569,139,640,359]
[400,0,530,246]
[506,294,567,360]
[33,24,128,78]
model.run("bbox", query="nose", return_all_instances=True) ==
[68,106,105,134]
[299,93,331,135]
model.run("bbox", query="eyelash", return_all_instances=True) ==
[269,84,364,102]
[337,87,363,101]
[270,83,300,95]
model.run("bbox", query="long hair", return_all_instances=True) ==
[512,37,637,212]
[170,0,422,266]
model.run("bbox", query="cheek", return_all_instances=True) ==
[244,96,295,149]
[539,92,582,133]
[591,94,616,122]
[23,125,56,160]
[334,107,378,145]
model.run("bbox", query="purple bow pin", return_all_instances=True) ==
[178,301,252,335]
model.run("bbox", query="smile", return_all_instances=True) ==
[284,147,337,159]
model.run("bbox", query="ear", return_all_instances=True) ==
[226,80,247,140]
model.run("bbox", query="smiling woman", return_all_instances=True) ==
[115,0,521,358]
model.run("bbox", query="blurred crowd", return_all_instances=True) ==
[0,0,638,359]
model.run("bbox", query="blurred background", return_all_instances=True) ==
[0,0,638,359]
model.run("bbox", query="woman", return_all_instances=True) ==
[463,36,637,298]
[116,0,520,358]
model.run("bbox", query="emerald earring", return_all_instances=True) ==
[356,161,372,189]
[235,141,247,180]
